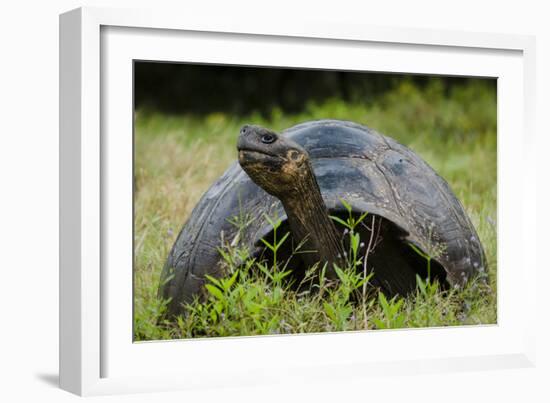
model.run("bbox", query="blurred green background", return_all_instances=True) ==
[134,62,497,340]
[135,62,492,117]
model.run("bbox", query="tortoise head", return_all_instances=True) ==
[237,124,310,197]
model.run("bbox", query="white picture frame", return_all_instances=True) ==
[59,6,537,396]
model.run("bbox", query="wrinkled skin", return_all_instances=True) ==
[237,124,345,277]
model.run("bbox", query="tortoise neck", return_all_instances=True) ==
[278,161,345,277]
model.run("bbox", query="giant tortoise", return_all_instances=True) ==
[159,120,486,318]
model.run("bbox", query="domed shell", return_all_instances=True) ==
[160,120,486,316]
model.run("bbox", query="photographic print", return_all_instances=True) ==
[133,63,496,341]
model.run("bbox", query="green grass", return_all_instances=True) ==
[133,78,497,341]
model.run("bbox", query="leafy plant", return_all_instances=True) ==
[372,292,406,329]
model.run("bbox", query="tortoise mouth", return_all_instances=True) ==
[238,149,281,166]
[238,146,277,157]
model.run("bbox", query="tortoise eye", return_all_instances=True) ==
[261,134,276,144]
